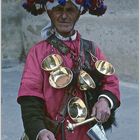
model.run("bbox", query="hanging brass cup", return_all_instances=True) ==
[41,54,63,71]
[49,66,73,89]
[78,70,96,90]
[67,97,100,131]
[89,52,115,78]
[95,60,115,76]
[41,54,73,89]
[67,97,88,123]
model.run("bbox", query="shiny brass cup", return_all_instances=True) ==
[49,66,73,89]
[41,54,73,89]
[95,60,115,76]
[68,97,88,123]
[78,70,96,90]
[41,54,63,71]
[89,51,115,80]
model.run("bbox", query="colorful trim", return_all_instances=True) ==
[22,0,107,16]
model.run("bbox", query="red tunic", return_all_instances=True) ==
[18,33,120,140]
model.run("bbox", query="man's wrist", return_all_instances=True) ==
[98,94,114,109]
[99,97,110,106]
[36,129,48,140]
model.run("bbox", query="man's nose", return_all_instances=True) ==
[61,12,67,19]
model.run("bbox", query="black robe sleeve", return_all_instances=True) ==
[17,96,46,140]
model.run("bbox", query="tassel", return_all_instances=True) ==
[58,0,66,5]
[89,3,107,16]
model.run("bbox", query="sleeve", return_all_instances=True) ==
[17,46,47,139]
[18,96,46,140]
[95,47,121,109]
[17,46,44,100]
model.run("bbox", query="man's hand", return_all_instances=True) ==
[91,98,111,123]
[38,129,56,140]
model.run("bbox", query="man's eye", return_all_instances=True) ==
[66,8,72,12]
[66,8,77,13]
[54,7,63,11]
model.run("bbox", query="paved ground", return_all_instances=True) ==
[1,64,139,140]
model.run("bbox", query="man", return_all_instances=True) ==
[18,0,120,140]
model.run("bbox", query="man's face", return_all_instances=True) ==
[47,2,80,36]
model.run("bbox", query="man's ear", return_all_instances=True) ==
[47,10,51,18]
[46,10,54,27]
[76,11,81,21]
[77,13,81,20]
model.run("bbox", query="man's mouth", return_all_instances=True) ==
[59,22,71,25]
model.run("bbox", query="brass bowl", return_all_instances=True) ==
[78,70,96,90]
[41,54,63,71]
[68,97,87,123]
[95,60,115,76]
[49,66,73,89]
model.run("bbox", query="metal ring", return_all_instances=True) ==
[55,114,65,123]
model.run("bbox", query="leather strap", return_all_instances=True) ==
[46,35,96,140]
[47,35,70,55]
[55,87,74,140]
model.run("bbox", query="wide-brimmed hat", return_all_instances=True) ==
[22,0,107,16]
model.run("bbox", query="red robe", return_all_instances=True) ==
[18,32,120,140]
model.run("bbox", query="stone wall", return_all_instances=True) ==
[2,0,139,83]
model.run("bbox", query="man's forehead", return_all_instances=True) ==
[53,2,77,9]
[47,0,81,10]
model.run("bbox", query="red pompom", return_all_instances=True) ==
[47,0,54,2]
[92,0,98,6]
[27,0,35,5]
[75,0,83,4]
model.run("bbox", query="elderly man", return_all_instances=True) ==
[17,0,120,140]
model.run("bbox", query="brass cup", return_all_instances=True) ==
[89,51,115,80]
[95,60,115,76]
[68,97,87,123]
[41,54,63,71]
[49,66,73,89]
[41,54,73,89]
[78,70,96,90]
